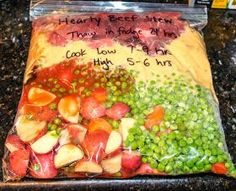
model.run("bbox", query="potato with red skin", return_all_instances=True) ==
[75,159,103,173]
[122,151,141,172]
[5,135,25,153]
[54,144,84,168]
[9,149,30,177]
[105,131,122,154]
[80,97,106,120]
[58,95,80,123]
[30,131,59,154]
[16,116,47,143]
[30,152,58,179]
[66,124,87,144]
[101,154,122,174]
[136,163,164,175]
[106,102,130,120]
[82,130,109,162]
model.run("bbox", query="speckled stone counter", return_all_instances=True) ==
[0,0,236,190]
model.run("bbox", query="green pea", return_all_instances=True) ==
[150,160,158,169]
[115,81,121,86]
[49,103,57,110]
[183,165,190,173]
[50,124,58,131]
[53,118,61,125]
[182,147,189,155]
[100,77,107,82]
[217,155,225,162]
[186,159,195,168]
[74,69,80,75]
[111,120,119,129]
[204,164,211,171]
[179,140,186,147]
[59,87,66,93]
[137,140,144,147]
[51,88,57,93]
[79,79,85,84]
[56,128,62,135]
[55,84,60,89]
[94,82,100,88]
[168,133,176,140]
[205,149,212,156]
[111,86,117,91]
[178,125,186,131]
[187,137,193,144]
[124,139,130,147]
[209,156,217,164]
[175,161,183,169]
[131,142,138,150]
[196,161,204,170]
[142,157,148,163]
[106,82,112,87]
[165,164,173,173]
[48,123,53,130]
[48,78,54,82]
[157,163,165,172]
[33,164,40,171]
[127,134,134,142]
[121,82,128,89]
[195,138,202,146]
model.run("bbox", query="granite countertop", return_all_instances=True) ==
[0,0,236,190]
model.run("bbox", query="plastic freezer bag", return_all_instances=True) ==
[2,1,236,181]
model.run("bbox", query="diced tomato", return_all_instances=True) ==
[145,105,165,129]
[106,102,130,120]
[211,163,228,175]
[88,118,112,133]
[80,97,106,120]
[92,87,108,103]
[9,149,30,177]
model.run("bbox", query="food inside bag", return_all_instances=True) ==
[2,1,236,181]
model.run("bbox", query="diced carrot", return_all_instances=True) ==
[88,118,112,133]
[145,106,165,129]
[211,162,228,175]
[28,87,56,106]
[92,87,107,103]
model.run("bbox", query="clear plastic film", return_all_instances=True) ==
[2,0,236,181]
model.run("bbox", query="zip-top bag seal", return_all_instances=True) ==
[2,0,236,181]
